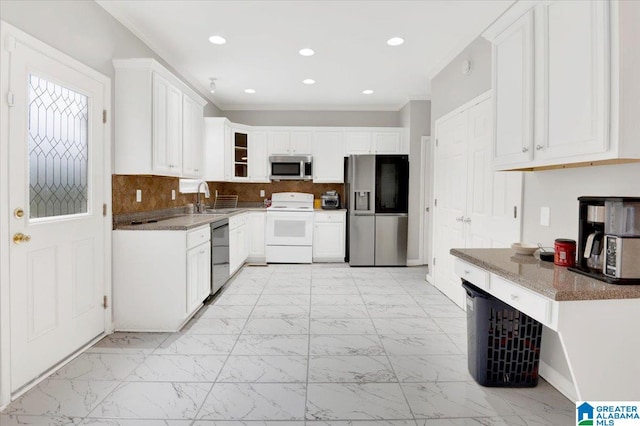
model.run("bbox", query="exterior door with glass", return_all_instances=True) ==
[7,37,107,392]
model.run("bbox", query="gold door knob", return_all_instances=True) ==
[14,208,24,218]
[13,233,31,244]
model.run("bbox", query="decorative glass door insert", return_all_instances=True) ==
[28,74,89,219]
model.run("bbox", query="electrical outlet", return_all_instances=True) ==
[260,189,265,197]
[136,189,142,203]
[540,206,550,226]
[171,189,176,200]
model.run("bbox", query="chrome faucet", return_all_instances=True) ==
[195,180,210,213]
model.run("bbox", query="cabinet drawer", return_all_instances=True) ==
[314,211,345,223]
[229,213,247,230]
[454,259,490,291]
[187,225,210,250]
[490,275,550,326]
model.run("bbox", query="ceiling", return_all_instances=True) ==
[97,0,514,111]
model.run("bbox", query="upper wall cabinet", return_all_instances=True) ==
[344,128,408,156]
[267,130,313,156]
[113,58,207,177]
[313,130,344,183]
[486,0,640,170]
[203,119,269,182]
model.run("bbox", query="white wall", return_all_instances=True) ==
[400,101,431,264]
[521,163,640,246]
[222,110,400,127]
[0,0,222,118]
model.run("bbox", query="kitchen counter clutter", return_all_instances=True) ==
[450,247,640,402]
[450,248,640,301]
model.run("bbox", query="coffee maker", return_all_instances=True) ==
[572,196,640,284]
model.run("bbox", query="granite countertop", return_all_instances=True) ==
[450,248,640,301]
[114,207,266,231]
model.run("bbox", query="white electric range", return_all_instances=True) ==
[265,192,314,263]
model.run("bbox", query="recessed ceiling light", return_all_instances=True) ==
[299,48,315,57]
[387,37,405,46]
[208,35,227,45]
[303,79,315,85]
[244,88,256,94]
[362,89,374,95]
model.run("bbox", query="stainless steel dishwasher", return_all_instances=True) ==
[211,219,230,295]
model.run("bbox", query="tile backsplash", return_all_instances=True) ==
[112,175,345,215]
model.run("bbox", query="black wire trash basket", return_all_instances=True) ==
[462,280,543,387]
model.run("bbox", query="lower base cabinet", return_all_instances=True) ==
[229,213,248,274]
[313,210,346,262]
[247,211,266,262]
[113,225,211,332]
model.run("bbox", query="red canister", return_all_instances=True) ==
[554,239,576,267]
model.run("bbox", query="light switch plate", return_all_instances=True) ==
[136,189,142,203]
[171,189,176,200]
[260,189,265,197]
[540,206,550,226]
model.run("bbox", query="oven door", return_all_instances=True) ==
[266,211,314,246]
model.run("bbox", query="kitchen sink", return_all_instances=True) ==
[202,208,240,214]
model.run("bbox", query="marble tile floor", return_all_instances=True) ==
[1,264,574,425]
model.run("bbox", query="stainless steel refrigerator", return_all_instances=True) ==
[345,155,409,266]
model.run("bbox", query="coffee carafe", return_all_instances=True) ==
[573,196,640,284]
[584,230,604,271]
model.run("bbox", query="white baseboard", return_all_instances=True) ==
[539,360,577,401]
[406,258,425,266]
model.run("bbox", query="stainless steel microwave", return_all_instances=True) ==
[269,155,312,180]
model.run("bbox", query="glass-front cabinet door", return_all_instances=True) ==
[233,131,248,178]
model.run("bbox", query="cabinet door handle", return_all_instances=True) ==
[463,217,472,223]
[463,269,471,275]
[455,216,464,222]
[521,147,529,153]
[535,145,543,151]
[510,294,519,301]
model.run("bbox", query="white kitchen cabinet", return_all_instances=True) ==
[313,210,346,262]
[247,211,266,262]
[313,131,344,183]
[373,131,402,154]
[492,10,534,167]
[249,131,269,182]
[343,128,407,156]
[113,58,206,177]
[229,213,248,274]
[113,225,211,332]
[152,73,183,175]
[344,131,372,155]
[186,241,211,314]
[203,117,231,181]
[267,130,313,155]
[204,119,268,182]
[182,94,204,178]
[486,1,640,170]
[290,131,313,154]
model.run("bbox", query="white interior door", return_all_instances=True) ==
[432,95,523,309]
[466,98,523,249]
[433,110,469,308]
[8,39,107,392]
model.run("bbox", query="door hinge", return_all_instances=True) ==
[103,203,108,216]
[434,198,438,207]
[102,110,107,124]
[6,92,14,107]
[433,257,436,266]
[102,295,108,309]
[513,206,518,219]
[435,139,439,147]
